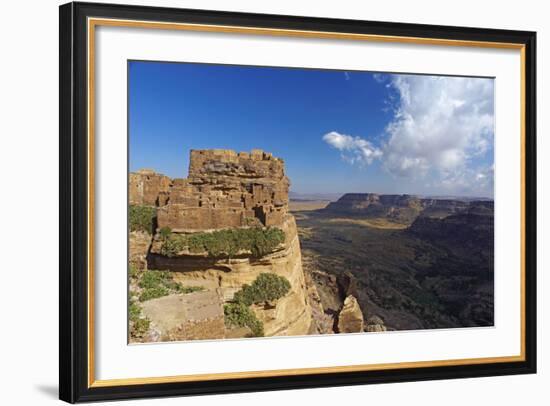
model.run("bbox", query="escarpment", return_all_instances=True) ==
[324,193,474,225]
[297,192,493,332]
[129,149,315,341]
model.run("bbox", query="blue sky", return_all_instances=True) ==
[129,61,494,197]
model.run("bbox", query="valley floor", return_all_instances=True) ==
[291,207,494,331]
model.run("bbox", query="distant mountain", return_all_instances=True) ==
[323,193,488,224]
[298,194,494,331]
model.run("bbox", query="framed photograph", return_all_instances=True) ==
[59,2,536,403]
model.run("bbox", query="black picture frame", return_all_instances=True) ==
[59,1,537,403]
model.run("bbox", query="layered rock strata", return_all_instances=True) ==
[129,169,171,206]
[130,149,315,340]
[157,149,289,231]
[324,193,477,224]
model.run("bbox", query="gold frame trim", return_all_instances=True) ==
[87,17,527,388]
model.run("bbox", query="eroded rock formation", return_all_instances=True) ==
[337,295,364,333]
[141,290,225,341]
[130,149,316,341]
[324,193,475,224]
[129,231,152,270]
[157,149,289,231]
[129,169,171,206]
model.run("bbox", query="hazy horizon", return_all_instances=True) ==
[129,61,495,198]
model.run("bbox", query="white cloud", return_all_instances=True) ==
[323,74,495,196]
[438,164,494,195]
[323,131,383,165]
[383,75,494,183]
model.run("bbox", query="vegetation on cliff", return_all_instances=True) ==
[295,199,494,330]
[159,227,285,258]
[224,303,264,337]
[129,205,156,234]
[223,273,292,337]
[131,266,204,302]
[129,298,151,340]
[233,273,291,306]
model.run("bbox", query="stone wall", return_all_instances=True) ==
[130,149,314,340]
[129,169,171,206]
[156,149,289,231]
[130,149,290,231]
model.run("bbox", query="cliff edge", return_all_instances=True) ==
[129,149,315,341]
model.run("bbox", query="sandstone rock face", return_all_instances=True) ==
[130,149,314,340]
[129,169,171,206]
[141,290,225,341]
[156,149,289,231]
[337,295,364,333]
[304,267,334,334]
[129,231,152,270]
[337,271,359,299]
[150,215,313,337]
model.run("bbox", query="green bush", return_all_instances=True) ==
[129,299,142,322]
[139,286,169,302]
[137,270,203,301]
[129,265,141,280]
[160,227,285,258]
[233,273,291,306]
[223,273,289,338]
[129,205,156,234]
[224,303,264,337]
[131,318,151,339]
[129,299,150,339]
[159,226,172,239]
[159,234,187,257]
[139,270,170,289]
[175,285,204,294]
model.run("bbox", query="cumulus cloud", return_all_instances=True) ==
[438,164,494,195]
[323,131,383,165]
[383,75,494,181]
[323,74,495,195]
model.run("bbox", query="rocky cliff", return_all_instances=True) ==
[129,149,315,341]
[156,149,289,231]
[324,193,476,224]
[298,193,494,331]
[129,169,171,206]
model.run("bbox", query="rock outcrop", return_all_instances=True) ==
[149,215,313,337]
[129,169,171,206]
[303,265,335,334]
[129,231,152,270]
[325,193,423,224]
[337,295,364,333]
[157,149,289,231]
[141,290,225,341]
[130,149,314,341]
[324,193,479,225]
